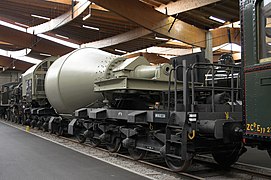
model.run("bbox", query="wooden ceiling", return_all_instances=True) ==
[0,0,239,71]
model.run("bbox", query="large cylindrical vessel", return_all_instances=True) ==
[45,48,118,114]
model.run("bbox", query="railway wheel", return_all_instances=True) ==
[106,137,121,153]
[18,117,22,124]
[55,126,64,136]
[49,128,54,134]
[36,120,43,130]
[76,134,86,144]
[11,114,15,122]
[165,156,192,172]
[90,138,101,147]
[212,147,240,167]
[7,111,11,121]
[25,118,31,126]
[128,148,146,160]
[12,115,16,123]
[30,120,36,128]
[41,122,48,132]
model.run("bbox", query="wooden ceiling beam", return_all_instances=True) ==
[0,41,13,45]
[82,27,152,48]
[211,27,240,47]
[0,25,73,56]
[27,0,90,34]
[141,0,163,7]
[202,6,237,21]
[181,11,221,29]
[90,9,132,23]
[91,0,206,47]
[46,0,108,11]
[142,53,170,64]
[82,1,237,50]
[0,55,33,72]
[2,0,69,11]
[156,0,221,15]
[86,15,136,27]
[125,52,170,64]
[45,0,72,5]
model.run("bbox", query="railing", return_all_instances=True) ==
[167,62,241,114]
[167,64,183,115]
[190,63,241,112]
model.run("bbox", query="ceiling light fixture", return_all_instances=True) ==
[82,25,99,31]
[55,34,69,39]
[209,16,226,24]
[114,49,127,54]
[31,14,51,20]
[38,34,79,49]
[155,37,169,41]
[40,53,52,57]
[171,39,183,43]
[0,20,79,49]
[14,22,29,28]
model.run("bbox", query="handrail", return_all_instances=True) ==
[167,64,183,114]
[167,61,241,119]
[190,63,241,113]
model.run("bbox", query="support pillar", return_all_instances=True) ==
[205,31,213,63]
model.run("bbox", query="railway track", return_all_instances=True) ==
[1,119,271,180]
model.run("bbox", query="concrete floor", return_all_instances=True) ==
[238,147,271,168]
[1,120,270,180]
[0,122,149,180]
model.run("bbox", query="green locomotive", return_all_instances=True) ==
[241,0,271,154]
